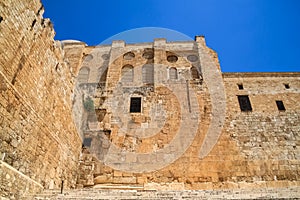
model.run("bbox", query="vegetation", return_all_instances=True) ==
[83,96,94,112]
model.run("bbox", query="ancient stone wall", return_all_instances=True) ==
[1,0,299,196]
[222,72,300,185]
[74,37,300,190]
[0,0,82,198]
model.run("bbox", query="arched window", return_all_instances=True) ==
[123,52,135,60]
[191,66,200,79]
[121,64,134,82]
[169,67,178,80]
[78,67,90,83]
[97,66,108,83]
[142,64,154,84]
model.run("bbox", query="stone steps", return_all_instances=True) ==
[32,186,300,200]
[92,184,144,190]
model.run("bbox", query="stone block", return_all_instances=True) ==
[113,170,123,177]
[113,177,137,184]
[94,175,109,184]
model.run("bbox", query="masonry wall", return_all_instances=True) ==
[0,0,82,198]
[1,0,299,195]
[221,73,300,184]
[74,38,300,190]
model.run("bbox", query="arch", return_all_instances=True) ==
[167,55,178,63]
[97,66,108,83]
[187,55,198,62]
[142,64,154,84]
[78,67,90,83]
[123,52,135,60]
[142,48,154,59]
[169,67,178,80]
[121,64,134,82]
[191,66,200,79]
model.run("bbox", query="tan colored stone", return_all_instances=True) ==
[1,0,300,195]
[113,177,137,184]
[113,170,123,177]
[94,175,109,184]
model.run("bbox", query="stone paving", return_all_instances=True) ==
[32,187,300,200]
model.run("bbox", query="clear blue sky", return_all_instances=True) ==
[42,0,300,72]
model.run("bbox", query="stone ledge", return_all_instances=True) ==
[223,72,300,78]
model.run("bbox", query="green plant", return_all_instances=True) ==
[83,96,94,112]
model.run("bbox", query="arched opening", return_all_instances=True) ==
[191,66,200,79]
[121,64,134,82]
[78,67,90,83]
[169,67,178,80]
[142,64,154,84]
[123,52,135,60]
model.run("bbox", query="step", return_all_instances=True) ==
[33,186,300,200]
[92,184,145,190]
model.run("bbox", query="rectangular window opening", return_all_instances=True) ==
[130,97,141,113]
[276,100,286,111]
[284,84,290,89]
[237,84,244,90]
[237,95,252,112]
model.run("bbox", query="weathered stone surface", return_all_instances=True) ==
[1,0,300,198]
[0,0,82,199]
[0,161,43,199]
[75,37,300,190]
[33,186,300,199]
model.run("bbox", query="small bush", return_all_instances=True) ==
[83,96,94,112]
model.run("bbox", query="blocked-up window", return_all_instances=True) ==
[98,67,108,83]
[121,64,134,82]
[130,97,141,113]
[142,64,154,84]
[78,67,90,83]
[276,100,286,111]
[191,66,200,79]
[237,95,252,112]
[169,67,177,80]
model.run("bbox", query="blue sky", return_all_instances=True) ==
[42,0,300,72]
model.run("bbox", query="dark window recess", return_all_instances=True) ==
[83,138,92,147]
[0,16,3,23]
[237,95,252,112]
[130,97,141,113]
[238,84,244,90]
[284,84,290,89]
[276,100,286,111]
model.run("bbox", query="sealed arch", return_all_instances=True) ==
[169,67,178,80]
[142,64,154,84]
[191,66,200,79]
[167,55,178,63]
[121,64,134,82]
[123,52,135,60]
[78,67,90,83]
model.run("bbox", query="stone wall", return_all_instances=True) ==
[222,72,300,185]
[1,0,299,195]
[0,0,82,198]
[74,38,300,190]
[0,161,43,199]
